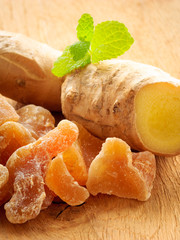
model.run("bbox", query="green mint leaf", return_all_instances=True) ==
[90,21,134,63]
[70,41,90,61]
[77,13,94,42]
[52,14,134,78]
[52,46,91,77]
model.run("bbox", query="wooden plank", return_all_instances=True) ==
[0,0,180,239]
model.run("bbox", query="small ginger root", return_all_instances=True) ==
[62,60,180,156]
[0,31,62,111]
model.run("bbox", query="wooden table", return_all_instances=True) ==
[0,0,180,239]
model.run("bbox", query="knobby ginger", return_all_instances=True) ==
[0,31,180,156]
[61,60,180,156]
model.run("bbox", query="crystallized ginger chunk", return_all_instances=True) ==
[86,138,156,201]
[45,154,89,206]
[0,95,19,126]
[75,122,103,169]
[62,142,88,186]
[61,122,103,186]
[0,164,9,189]
[4,120,78,224]
[0,121,35,165]
[1,95,24,110]
[17,104,55,139]
[0,164,11,206]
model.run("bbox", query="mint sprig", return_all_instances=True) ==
[52,13,134,77]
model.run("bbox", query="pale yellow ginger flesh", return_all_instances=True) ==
[135,82,180,155]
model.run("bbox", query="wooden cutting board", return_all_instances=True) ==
[0,0,180,239]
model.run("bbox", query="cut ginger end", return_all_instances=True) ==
[45,154,89,206]
[86,138,156,201]
[135,82,180,155]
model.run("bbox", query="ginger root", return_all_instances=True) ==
[0,32,179,156]
[61,60,180,156]
[0,31,62,111]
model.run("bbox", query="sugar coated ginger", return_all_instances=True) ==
[86,138,156,201]
[0,94,19,125]
[0,121,35,166]
[0,164,11,206]
[0,164,9,189]
[17,104,55,139]
[45,154,89,206]
[4,120,78,224]
[61,121,103,185]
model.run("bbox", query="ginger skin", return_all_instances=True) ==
[0,31,62,111]
[61,60,180,156]
[0,32,180,156]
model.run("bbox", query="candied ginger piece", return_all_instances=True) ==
[5,161,46,224]
[41,185,56,209]
[86,138,156,201]
[0,183,11,206]
[0,121,35,165]
[0,164,11,206]
[75,122,103,168]
[5,120,78,223]
[0,95,19,126]
[45,154,89,206]
[62,122,103,186]
[0,164,9,189]
[17,104,55,139]
[0,95,24,110]
[62,142,88,186]
[132,152,156,193]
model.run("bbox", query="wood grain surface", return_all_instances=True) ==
[0,0,180,239]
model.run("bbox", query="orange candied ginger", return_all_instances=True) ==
[0,164,11,206]
[4,120,78,224]
[75,122,103,169]
[0,164,9,189]
[0,121,35,166]
[62,142,88,186]
[0,95,19,126]
[45,154,89,206]
[17,105,55,139]
[86,138,156,201]
[62,122,103,185]
[1,95,24,110]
